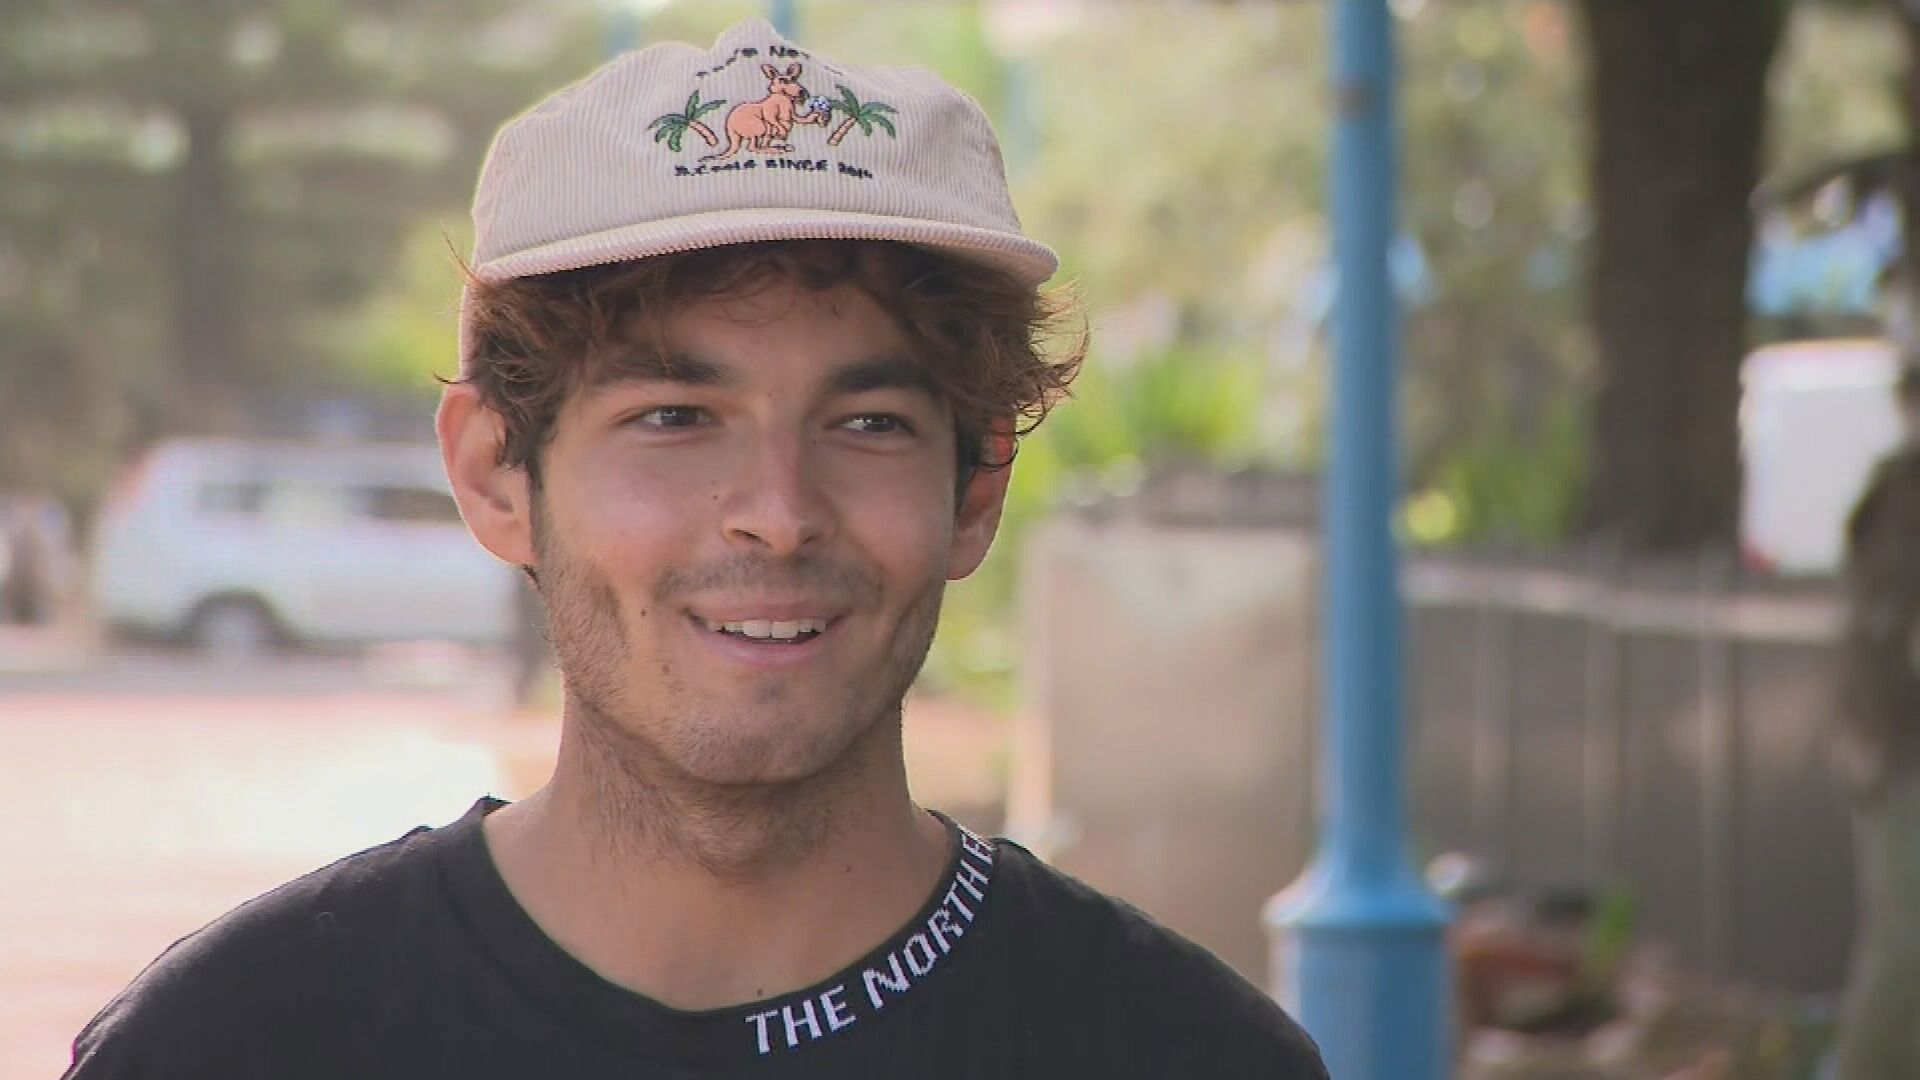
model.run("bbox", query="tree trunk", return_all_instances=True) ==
[1578,0,1789,553]
[170,104,243,431]
[1836,15,1920,1079]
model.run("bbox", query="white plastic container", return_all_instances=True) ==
[1740,338,1904,576]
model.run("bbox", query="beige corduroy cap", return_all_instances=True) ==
[458,18,1057,374]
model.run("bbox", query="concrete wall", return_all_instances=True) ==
[1013,494,1855,994]
[1009,514,1319,984]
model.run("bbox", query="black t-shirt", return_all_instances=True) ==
[64,798,1327,1078]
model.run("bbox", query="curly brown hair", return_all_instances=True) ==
[457,240,1084,497]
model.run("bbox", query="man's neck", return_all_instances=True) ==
[481,708,951,1011]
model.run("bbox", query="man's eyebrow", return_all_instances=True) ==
[826,357,942,401]
[589,351,734,389]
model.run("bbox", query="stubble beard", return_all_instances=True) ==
[530,493,946,878]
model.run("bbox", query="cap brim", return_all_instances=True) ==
[474,207,1058,288]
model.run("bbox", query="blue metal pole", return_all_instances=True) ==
[768,0,797,39]
[1265,2,1452,1078]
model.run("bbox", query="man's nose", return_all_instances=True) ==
[719,433,833,557]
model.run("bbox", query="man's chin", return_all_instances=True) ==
[678,758,839,790]
[665,710,879,789]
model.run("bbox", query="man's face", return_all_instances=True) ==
[519,278,1006,787]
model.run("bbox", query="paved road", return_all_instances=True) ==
[0,632,1000,1078]
[0,637,556,1079]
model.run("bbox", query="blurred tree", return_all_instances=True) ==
[1759,0,1920,359]
[922,343,1270,706]
[1396,1,1592,546]
[1770,8,1920,1078]
[1577,0,1791,552]
[1011,2,1595,547]
[329,219,473,398]
[1833,370,1920,1080]
[1881,0,1920,333]
[0,0,601,501]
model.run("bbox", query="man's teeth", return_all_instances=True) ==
[706,617,829,640]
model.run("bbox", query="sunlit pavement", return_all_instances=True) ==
[0,638,1003,1078]
[0,640,558,1080]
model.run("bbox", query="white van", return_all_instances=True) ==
[91,439,517,652]
[1740,338,1905,576]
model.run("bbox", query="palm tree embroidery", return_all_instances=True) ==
[826,84,897,147]
[650,90,725,152]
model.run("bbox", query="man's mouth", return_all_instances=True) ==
[691,614,832,644]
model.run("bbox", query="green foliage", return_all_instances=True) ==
[1025,346,1266,477]
[6,0,1909,691]
[327,219,473,398]
[651,89,726,153]
[1396,3,1593,509]
[1012,5,1325,327]
[0,0,604,503]
[686,89,724,121]
[1578,886,1638,1000]
[922,346,1268,706]
[831,84,896,138]
[1406,397,1589,548]
[1003,2,1598,545]
[1769,3,1905,182]
[643,2,1009,118]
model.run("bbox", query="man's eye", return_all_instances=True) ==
[842,414,913,435]
[633,406,708,429]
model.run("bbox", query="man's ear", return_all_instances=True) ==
[946,431,1015,581]
[436,384,535,567]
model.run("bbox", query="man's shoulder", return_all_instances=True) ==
[988,837,1257,991]
[988,839,1329,1078]
[134,814,448,974]
[65,811,468,1077]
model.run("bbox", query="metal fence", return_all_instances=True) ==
[1402,550,1856,993]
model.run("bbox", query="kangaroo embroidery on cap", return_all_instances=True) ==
[661,54,896,181]
[698,62,826,162]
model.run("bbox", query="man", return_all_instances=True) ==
[66,20,1326,1078]
[1833,363,1920,1080]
